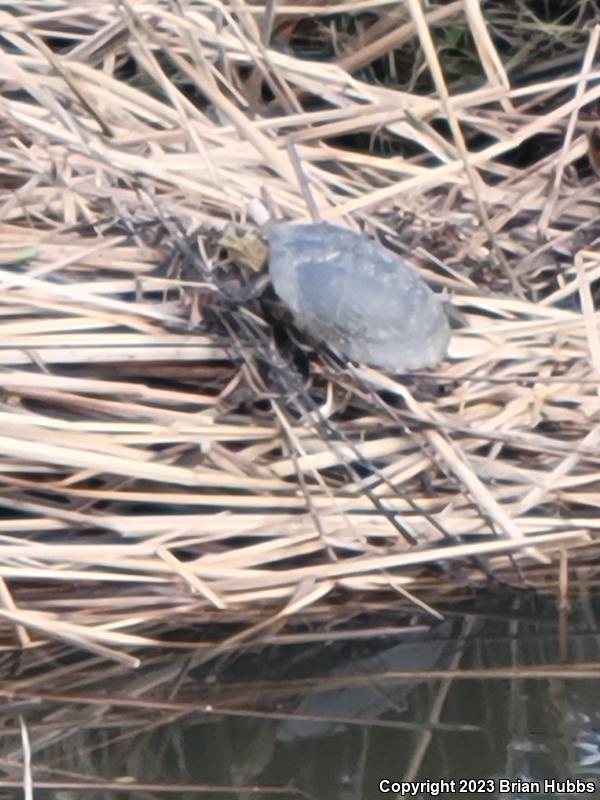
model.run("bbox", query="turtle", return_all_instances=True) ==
[219,222,268,273]
[266,221,450,372]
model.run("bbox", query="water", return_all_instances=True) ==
[1,593,599,799]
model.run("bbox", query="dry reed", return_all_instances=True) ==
[0,1,599,662]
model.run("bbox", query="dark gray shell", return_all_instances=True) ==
[268,222,450,372]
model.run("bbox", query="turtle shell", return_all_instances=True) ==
[268,221,450,372]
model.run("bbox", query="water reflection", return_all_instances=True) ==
[0,595,599,799]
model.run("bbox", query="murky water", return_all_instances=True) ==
[1,593,599,799]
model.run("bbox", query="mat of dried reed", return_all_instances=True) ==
[0,1,599,663]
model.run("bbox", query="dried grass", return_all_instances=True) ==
[0,1,599,661]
